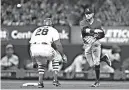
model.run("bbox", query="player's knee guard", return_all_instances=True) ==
[38,64,46,74]
[52,60,59,72]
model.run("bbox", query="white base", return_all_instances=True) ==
[22,83,38,86]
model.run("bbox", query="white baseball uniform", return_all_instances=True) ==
[29,26,62,66]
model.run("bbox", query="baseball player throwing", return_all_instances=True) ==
[80,7,106,87]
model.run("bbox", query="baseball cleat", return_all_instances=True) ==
[102,54,111,66]
[53,80,61,87]
[38,83,44,88]
[91,81,100,87]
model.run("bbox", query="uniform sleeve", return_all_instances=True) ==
[10,55,19,66]
[52,28,60,41]
[80,20,90,33]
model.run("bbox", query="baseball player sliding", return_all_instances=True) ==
[29,18,67,88]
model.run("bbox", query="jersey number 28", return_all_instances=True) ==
[35,29,48,36]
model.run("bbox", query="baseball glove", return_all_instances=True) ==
[92,29,105,39]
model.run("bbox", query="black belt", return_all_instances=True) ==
[33,42,48,44]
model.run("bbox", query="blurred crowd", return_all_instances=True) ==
[1,43,129,74]
[1,0,129,26]
[64,45,122,73]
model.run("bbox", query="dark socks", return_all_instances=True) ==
[95,65,100,81]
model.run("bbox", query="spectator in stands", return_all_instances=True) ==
[64,53,88,73]
[0,44,19,70]
[24,58,39,70]
[64,45,121,73]
[1,0,129,26]
[59,13,69,26]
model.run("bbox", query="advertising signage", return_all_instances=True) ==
[1,25,129,45]
[100,27,129,45]
[1,25,70,45]
[71,26,129,45]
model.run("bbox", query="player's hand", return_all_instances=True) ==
[93,29,105,39]
[62,54,67,63]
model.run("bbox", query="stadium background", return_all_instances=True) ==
[1,0,129,80]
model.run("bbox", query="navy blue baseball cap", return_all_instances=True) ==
[84,8,94,14]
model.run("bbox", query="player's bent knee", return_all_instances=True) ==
[95,65,100,70]
[95,62,100,66]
